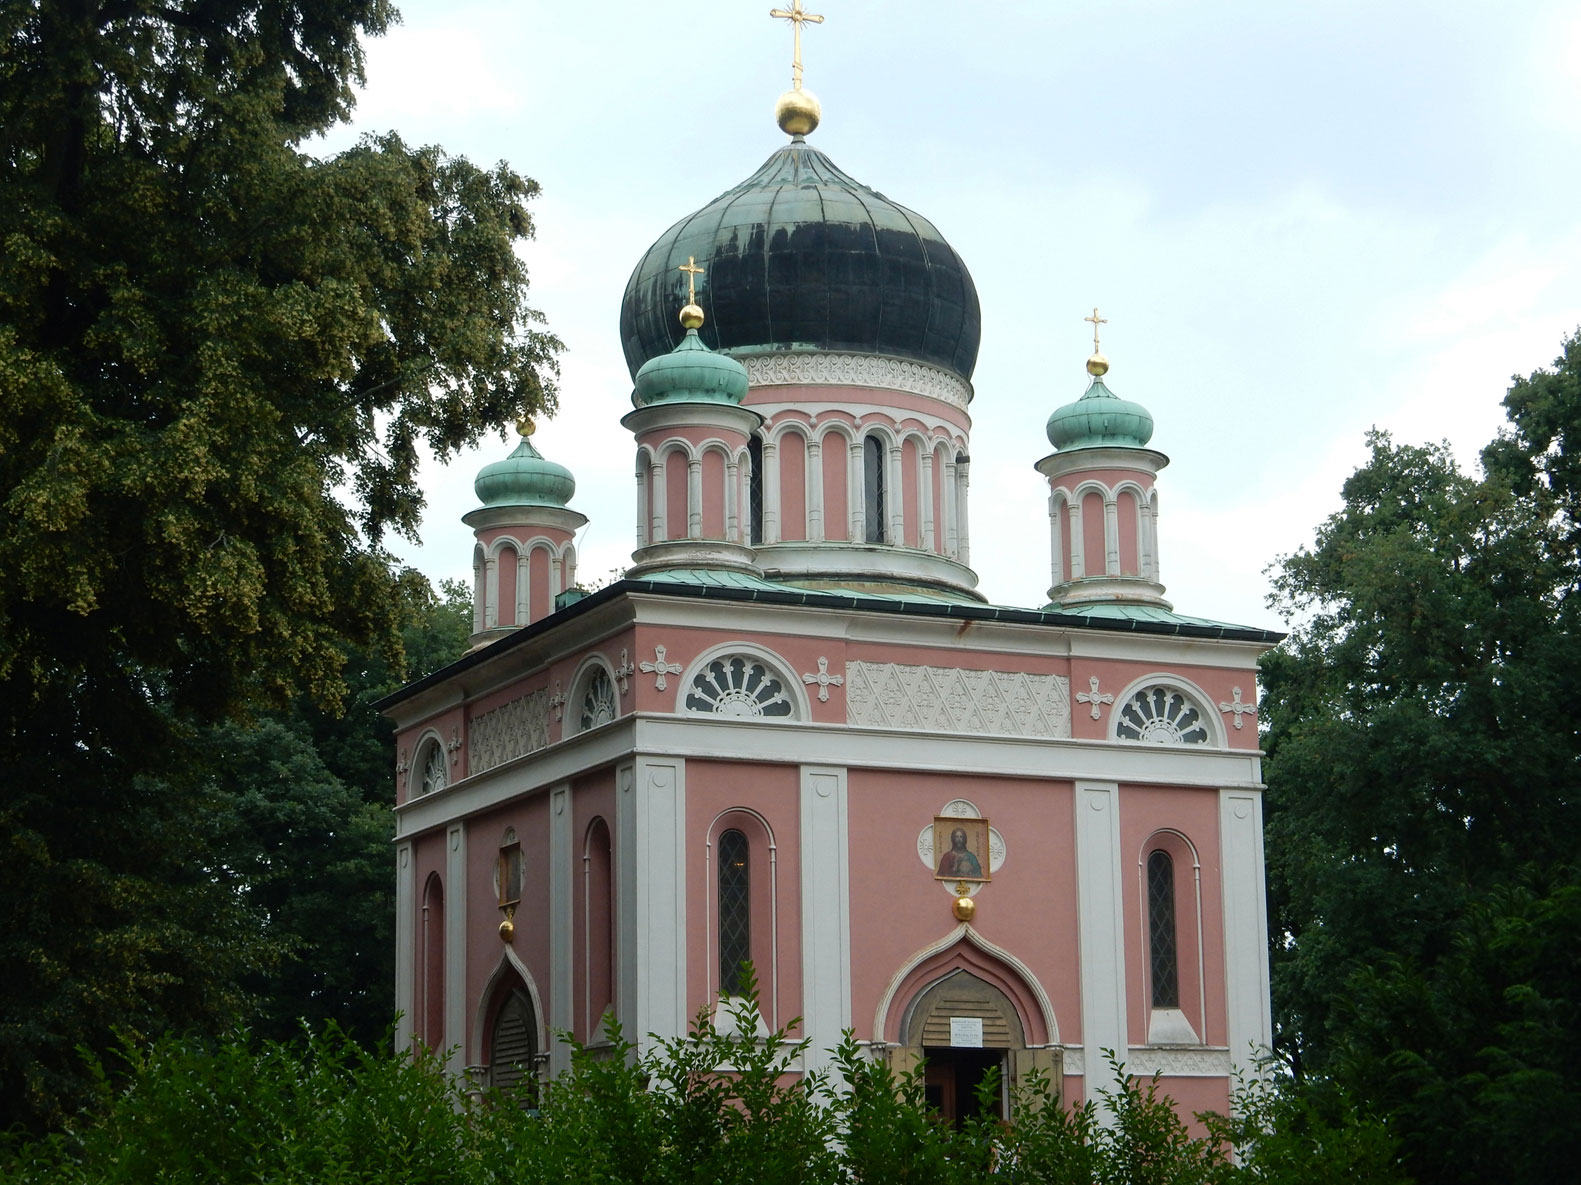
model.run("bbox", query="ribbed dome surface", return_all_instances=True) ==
[620,140,981,382]
[474,436,576,509]
[1046,378,1155,451]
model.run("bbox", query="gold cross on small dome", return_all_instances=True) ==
[770,0,823,91]
[1085,307,1108,353]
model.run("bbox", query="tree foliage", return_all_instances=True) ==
[0,0,556,1131]
[1261,331,1581,1183]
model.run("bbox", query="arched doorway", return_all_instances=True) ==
[899,970,1024,1124]
[485,980,538,1106]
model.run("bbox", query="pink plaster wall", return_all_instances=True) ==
[1050,468,1156,496]
[1119,785,1227,1047]
[476,524,574,551]
[844,770,1081,1049]
[701,449,727,538]
[1082,491,1106,577]
[932,443,947,553]
[497,544,518,626]
[902,438,921,547]
[666,450,689,541]
[780,432,808,542]
[823,437,849,541]
[684,759,803,1031]
[1153,1077,1231,1137]
[1116,490,1139,577]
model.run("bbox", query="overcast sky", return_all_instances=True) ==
[319,0,1581,631]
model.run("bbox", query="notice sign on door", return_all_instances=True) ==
[949,1016,984,1048]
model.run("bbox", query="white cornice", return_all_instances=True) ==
[732,351,974,411]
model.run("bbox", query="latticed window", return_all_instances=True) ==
[1116,685,1212,745]
[579,669,617,732]
[717,829,750,996]
[1147,850,1179,1009]
[684,655,795,718]
[419,741,447,796]
[748,435,764,546]
[863,435,886,543]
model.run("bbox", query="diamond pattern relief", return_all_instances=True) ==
[845,662,1072,739]
[468,688,551,777]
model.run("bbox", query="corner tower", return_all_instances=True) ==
[617,38,983,599]
[1037,314,1170,609]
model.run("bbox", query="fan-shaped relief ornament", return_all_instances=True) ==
[579,669,617,732]
[684,655,795,718]
[419,741,448,796]
[1114,685,1212,745]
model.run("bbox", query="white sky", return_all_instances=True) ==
[319,0,1581,631]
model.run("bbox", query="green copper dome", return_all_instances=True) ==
[633,328,750,406]
[1046,378,1155,450]
[474,434,576,508]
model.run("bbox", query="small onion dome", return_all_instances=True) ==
[473,426,576,508]
[633,325,750,407]
[1046,373,1155,451]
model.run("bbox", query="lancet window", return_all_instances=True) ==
[717,828,751,996]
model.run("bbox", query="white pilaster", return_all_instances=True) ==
[445,824,467,1071]
[484,556,498,628]
[1075,780,1127,1122]
[651,461,666,543]
[515,552,530,624]
[1220,789,1272,1082]
[887,445,904,545]
[848,440,865,542]
[615,762,637,1036]
[549,782,574,1074]
[920,449,935,551]
[1104,496,1121,576]
[394,841,415,1052]
[687,459,703,539]
[1067,500,1085,580]
[956,459,971,566]
[944,458,959,558]
[1048,492,1064,588]
[627,757,688,1048]
[800,765,851,1077]
[763,439,781,545]
[725,458,740,542]
[806,436,824,541]
[635,463,649,548]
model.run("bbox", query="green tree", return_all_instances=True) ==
[1261,332,1581,1183]
[0,0,556,1130]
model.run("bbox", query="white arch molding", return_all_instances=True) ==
[871,922,1059,1047]
[1138,827,1207,1045]
[1109,672,1226,748]
[704,805,781,1027]
[469,947,550,1074]
[566,653,620,735]
[675,641,812,722]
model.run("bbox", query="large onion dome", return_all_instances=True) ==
[473,426,576,508]
[619,139,981,382]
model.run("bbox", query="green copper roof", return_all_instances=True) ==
[1046,377,1154,450]
[633,329,750,406]
[474,435,576,509]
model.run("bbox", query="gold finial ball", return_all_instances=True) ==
[679,302,705,330]
[775,88,821,137]
[952,894,977,923]
[516,415,537,438]
[498,917,515,943]
[1086,353,1110,377]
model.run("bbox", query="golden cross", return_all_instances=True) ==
[1085,307,1107,353]
[677,256,704,305]
[769,0,824,90]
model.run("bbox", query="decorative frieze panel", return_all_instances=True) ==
[1124,1046,1232,1077]
[739,352,971,411]
[468,688,551,776]
[845,662,1071,739]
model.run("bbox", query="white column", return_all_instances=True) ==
[1220,789,1272,1082]
[687,458,703,539]
[549,783,574,1075]
[516,552,530,624]
[650,460,666,543]
[920,449,935,552]
[472,560,485,633]
[800,765,851,1078]
[1075,780,1127,1124]
[848,440,865,542]
[445,824,467,1073]
[956,459,971,566]
[1149,495,1162,584]
[725,458,740,542]
[621,756,688,1051]
[763,439,781,545]
[394,841,415,1052]
[887,444,904,545]
[806,436,824,542]
[1104,496,1120,576]
[944,459,959,558]
[614,763,637,1036]
[484,555,498,628]
[1048,492,1063,588]
[1067,499,1085,580]
[635,462,649,548]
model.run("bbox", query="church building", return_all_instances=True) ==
[379,17,1278,1124]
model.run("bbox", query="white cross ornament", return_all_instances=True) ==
[1219,686,1256,729]
[802,656,844,702]
[639,645,683,692]
[614,648,636,694]
[549,680,566,721]
[1076,675,1115,721]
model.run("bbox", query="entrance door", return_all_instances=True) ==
[922,1047,1005,1125]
